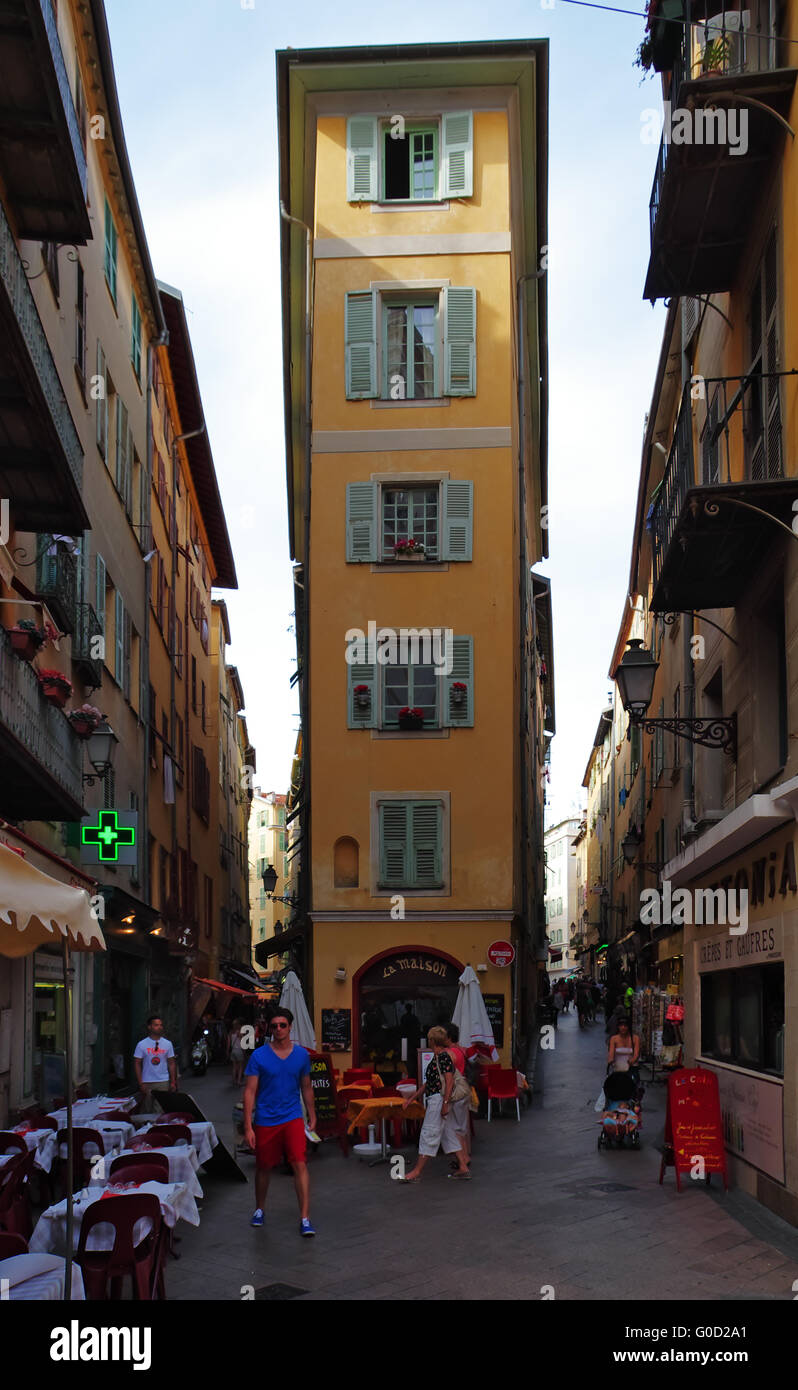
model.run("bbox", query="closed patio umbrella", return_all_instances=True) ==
[278,970,316,1050]
[0,842,105,1299]
[451,965,499,1060]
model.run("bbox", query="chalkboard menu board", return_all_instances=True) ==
[483,994,505,1046]
[307,1051,340,1132]
[321,1008,351,1053]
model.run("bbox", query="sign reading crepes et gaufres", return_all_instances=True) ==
[695,919,783,974]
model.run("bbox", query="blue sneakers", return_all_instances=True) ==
[300,1217,316,1237]
[250,1209,264,1227]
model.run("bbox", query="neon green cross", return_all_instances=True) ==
[81,810,136,863]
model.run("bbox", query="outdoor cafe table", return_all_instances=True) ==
[29,1180,200,1256]
[346,1095,426,1161]
[46,1096,137,1126]
[7,1126,59,1172]
[111,1143,203,1197]
[0,1253,85,1300]
[137,1120,218,1166]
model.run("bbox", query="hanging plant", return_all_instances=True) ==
[8,619,46,661]
[68,703,104,738]
[37,668,73,709]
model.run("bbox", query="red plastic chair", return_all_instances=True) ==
[75,1194,165,1300]
[56,1128,105,1192]
[145,1125,191,1147]
[0,1150,35,1237]
[487,1068,521,1122]
[0,1133,28,1158]
[0,1231,28,1258]
[110,1153,169,1184]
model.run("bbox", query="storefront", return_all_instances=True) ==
[668,807,797,1225]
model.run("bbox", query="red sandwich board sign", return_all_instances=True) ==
[487,940,515,967]
[659,1066,728,1192]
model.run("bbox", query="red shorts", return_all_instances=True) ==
[255,1117,307,1169]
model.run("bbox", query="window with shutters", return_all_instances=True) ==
[104,198,118,304]
[376,799,445,891]
[384,661,438,727]
[192,745,211,823]
[345,287,476,400]
[96,342,108,459]
[346,112,473,204]
[75,261,86,385]
[348,635,473,729]
[746,227,782,481]
[347,478,472,563]
[131,294,142,382]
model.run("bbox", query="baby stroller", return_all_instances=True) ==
[597,1069,642,1150]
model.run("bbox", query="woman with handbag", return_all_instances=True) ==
[399,1026,471,1181]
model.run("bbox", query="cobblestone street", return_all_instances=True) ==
[168,1015,798,1301]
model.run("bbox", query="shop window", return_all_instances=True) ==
[334,836,359,888]
[700,964,783,1074]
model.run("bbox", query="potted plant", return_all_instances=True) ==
[393,538,425,561]
[353,684,371,710]
[635,35,655,76]
[68,703,104,738]
[36,668,73,708]
[451,681,467,707]
[702,34,730,75]
[398,706,425,730]
[8,619,45,661]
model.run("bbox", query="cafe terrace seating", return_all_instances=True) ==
[75,1193,166,1300]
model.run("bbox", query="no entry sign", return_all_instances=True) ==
[487,940,515,967]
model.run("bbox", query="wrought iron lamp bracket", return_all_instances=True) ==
[631,711,737,758]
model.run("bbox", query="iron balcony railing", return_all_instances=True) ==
[0,620,82,808]
[36,536,78,634]
[650,370,784,587]
[0,199,84,499]
[649,0,784,244]
[74,602,103,687]
[39,0,88,204]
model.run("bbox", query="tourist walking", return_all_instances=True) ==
[443,1022,471,1166]
[608,1016,641,1085]
[399,1026,470,1181]
[228,1017,246,1087]
[133,1015,177,1107]
[243,1006,318,1236]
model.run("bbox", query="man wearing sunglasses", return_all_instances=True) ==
[243,1006,317,1236]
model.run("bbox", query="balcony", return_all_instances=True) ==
[0,197,87,532]
[73,602,103,689]
[0,0,90,242]
[35,535,77,634]
[0,619,84,820]
[649,377,796,611]
[644,0,797,300]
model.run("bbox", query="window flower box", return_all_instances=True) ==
[9,620,45,661]
[393,539,425,561]
[68,703,104,738]
[398,706,425,731]
[353,684,371,710]
[36,668,73,709]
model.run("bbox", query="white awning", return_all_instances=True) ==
[0,842,105,958]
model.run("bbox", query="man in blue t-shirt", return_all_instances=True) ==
[243,1006,317,1236]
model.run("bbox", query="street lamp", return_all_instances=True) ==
[621,824,663,873]
[261,863,297,908]
[82,721,119,786]
[615,639,737,756]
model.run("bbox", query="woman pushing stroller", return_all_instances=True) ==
[597,1015,643,1149]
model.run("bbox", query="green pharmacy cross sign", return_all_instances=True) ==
[80,810,138,866]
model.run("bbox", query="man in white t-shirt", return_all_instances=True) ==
[133,1015,177,1105]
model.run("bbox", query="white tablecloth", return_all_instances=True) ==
[47,1096,137,1126]
[111,1144,203,1197]
[11,1127,59,1173]
[139,1120,218,1165]
[29,1179,199,1256]
[0,1253,85,1300]
[57,1126,126,1164]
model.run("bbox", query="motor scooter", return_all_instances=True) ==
[191,1028,210,1076]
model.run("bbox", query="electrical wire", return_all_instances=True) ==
[556,0,798,51]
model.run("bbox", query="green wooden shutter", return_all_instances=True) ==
[442,479,473,560]
[444,636,474,727]
[115,398,128,495]
[95,554,106,638]
[347,659,377,729]
[443,287,476,396]
[123,610,132,701]
[346,116,378,202]
[345,292,377,398]
[380,803,409,886]
[96,342,107,456]
[346,482,377,561]
[440,111,473,198]
[411,802,442,887]
[114,589,124,686]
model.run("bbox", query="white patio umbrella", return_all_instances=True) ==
[0,842,105,1300]
[451,965,499,1060]
[279,970,317,1050]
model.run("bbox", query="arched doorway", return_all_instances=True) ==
[353,945,463,1079]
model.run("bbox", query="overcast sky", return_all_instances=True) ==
[105,0,666,818]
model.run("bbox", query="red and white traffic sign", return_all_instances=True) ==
[487,940,515,967]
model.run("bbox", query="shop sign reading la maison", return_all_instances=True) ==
[381,954,453,980]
